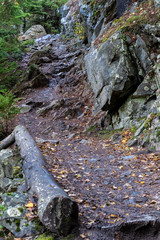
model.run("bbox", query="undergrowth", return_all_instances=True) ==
[94,0,160,45]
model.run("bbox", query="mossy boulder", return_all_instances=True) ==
[18,25,47,41]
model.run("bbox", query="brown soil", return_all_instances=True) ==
[12,36,160,240]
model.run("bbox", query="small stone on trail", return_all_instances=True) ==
[122,155,135,160]
[128,138,139,147]
[110,133,122,143]
[35,137,59,144]
[88,158,100,163]
[68,133,76,140]
[108,155,115,159]
[20,104,32,113]
[52,132,58,138]
[80,139,92,144]
[134,196,148,203]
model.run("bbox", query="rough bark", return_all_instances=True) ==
[1,125,78,235]
[0,132,15,150]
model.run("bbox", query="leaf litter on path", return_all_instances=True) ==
[12,37,160,239]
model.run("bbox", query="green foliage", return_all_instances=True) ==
[0,37,22,90]
[0,0,69,95]
[0,1,24,92]
[130,126,136,133]
[19,38,35,52]
[61,235,74,240]
[0,204,7,216]
[87,125,97,132]
[0,92,19,135]
[156,130,160,137]
[21,0,69,33]
[36,234,54,240]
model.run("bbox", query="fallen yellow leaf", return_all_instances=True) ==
[140,181,145,185]
[110,214,117,218]
[136,204,142,208]
[25,202,34,208]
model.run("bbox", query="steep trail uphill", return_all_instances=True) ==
[14,35,160,239]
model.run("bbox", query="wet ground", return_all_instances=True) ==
[12,35,160,239]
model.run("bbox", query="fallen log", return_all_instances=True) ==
[1,125,78,235]
[0,131,15,150]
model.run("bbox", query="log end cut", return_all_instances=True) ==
[39,196,78,236]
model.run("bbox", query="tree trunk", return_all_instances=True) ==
[2,125,78,235]
[0,132,15,150]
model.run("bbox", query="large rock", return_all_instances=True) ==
[28,49,51,66]
[129,58,160,150]
[61,0,79,35]
[0,192,38,237]
[116,0,132,17]
[0,149,25,192]
[85,31,139,112]
[133,35,152,74]
[111,74,157,129]
[24,64,49,88]
[0,149,14,191]
[79,0,95,43]
[18,25,47,41]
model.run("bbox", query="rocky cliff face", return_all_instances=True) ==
[61,0,160,150]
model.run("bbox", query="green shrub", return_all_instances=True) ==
[0,91,19,135]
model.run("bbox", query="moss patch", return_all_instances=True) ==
[97,129,122,140]
[36,234,54,240]
[60,234,74,240]
[94,0,160,45]
[87,125,97,133]
[156,130,160,137]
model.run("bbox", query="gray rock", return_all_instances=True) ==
[28,49,50,65]
[0,149,16,179]
[35,137,59,144]
[134,35,152,73]
[40,57,52,63]
[0,149,13,161]
[108,155,115,159]
[116,0,131,17]
[0,193,38,237]
[134,196,148,203]
[92,14,105,41]
[80,139,92,144]
[36,99,64,116]
[121,171,131,177]
[18,25,47,41]
[2,178,12,190]
[68,133,76,140]
[85,32,139,112]
[24,64,49,88]
[61,0,79,35]
[1,192,27,207]
[118,215,160,239]
[122,155,135,160]
[128,138,138,147]
[20,104,32,113]
[110,133,122,143]
[88,158,100,163]
[154,0,160,7]
[79,0,94,43]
